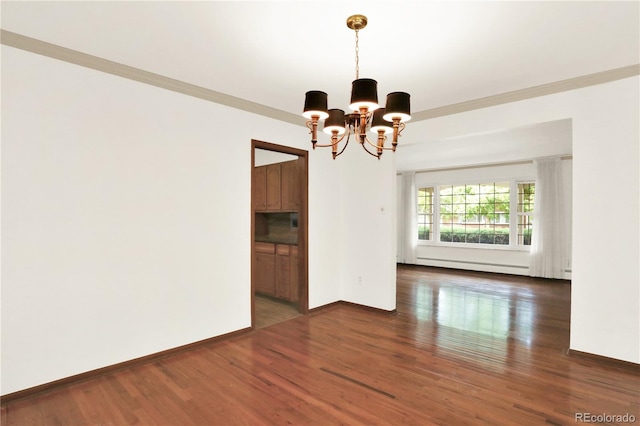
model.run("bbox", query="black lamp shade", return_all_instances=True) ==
[349,78,379,112]
[323,109,346,135]
[383,92,411,122]
[303,91,329,119]
[369,108,393,134]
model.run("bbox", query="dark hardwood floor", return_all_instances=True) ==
[2,265,638,425]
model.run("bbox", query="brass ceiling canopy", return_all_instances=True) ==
[346,14,368,31]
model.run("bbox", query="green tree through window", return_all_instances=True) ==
[439,183,510,245]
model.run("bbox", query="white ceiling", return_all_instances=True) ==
[2,1,639,120]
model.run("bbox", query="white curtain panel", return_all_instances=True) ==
[529,158,565,279]
[399,171,417,264]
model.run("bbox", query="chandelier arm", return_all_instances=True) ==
[334,130,351,158]
[360,138,382,158]
[358,109,369,141]
[306,119,319,148]
[391,121,406,150]
[312,130,347,148]
[360,134,395,151]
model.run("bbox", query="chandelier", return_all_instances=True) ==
[302,14,411,160]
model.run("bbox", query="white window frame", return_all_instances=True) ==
[515,181,535,247]
[417,187,435,241]
[416,179,534,251]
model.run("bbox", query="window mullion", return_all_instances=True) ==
[434,185,441,243]
[509,181,517,248]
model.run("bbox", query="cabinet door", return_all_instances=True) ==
[290,246,299,303]
[266,164,281,211]
[256,252,276,296]
[253,166,267,211]
[280,160,299,211]
[275,253,291,300]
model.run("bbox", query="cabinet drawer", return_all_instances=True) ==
[255,242,275,254]
[276,244,290,256]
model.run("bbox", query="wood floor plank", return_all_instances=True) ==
[3,265,639,425]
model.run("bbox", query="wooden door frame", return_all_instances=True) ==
[251,139,309,328]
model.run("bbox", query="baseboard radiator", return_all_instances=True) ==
[415,257,572,276]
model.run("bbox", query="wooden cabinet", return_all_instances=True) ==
[254,160,298,212]
[253,166,267,211]
[275,245,299,302]
[255,242,275,295]
[266,164,281,210]
[280,160,299,211]
[253,158,300,302]
[255,242,298,302]
[288,245,299,302]
[276,245,291,300]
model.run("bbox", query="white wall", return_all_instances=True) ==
[397,118,573,172]
[402,77,640,364]
[0,45,350,394]
[338,142,397,311]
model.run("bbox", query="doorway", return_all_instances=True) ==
[251,139,308,329]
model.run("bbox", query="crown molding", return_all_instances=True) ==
[412,64,640,121]
[1,29,302,126]
[3,30,639,125]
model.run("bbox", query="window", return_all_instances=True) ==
[417,181,535,247]
[417,187,434,240]
[517,182,535,245]
[439,183,510,245]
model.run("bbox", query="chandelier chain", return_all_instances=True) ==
[354,29,360,79]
